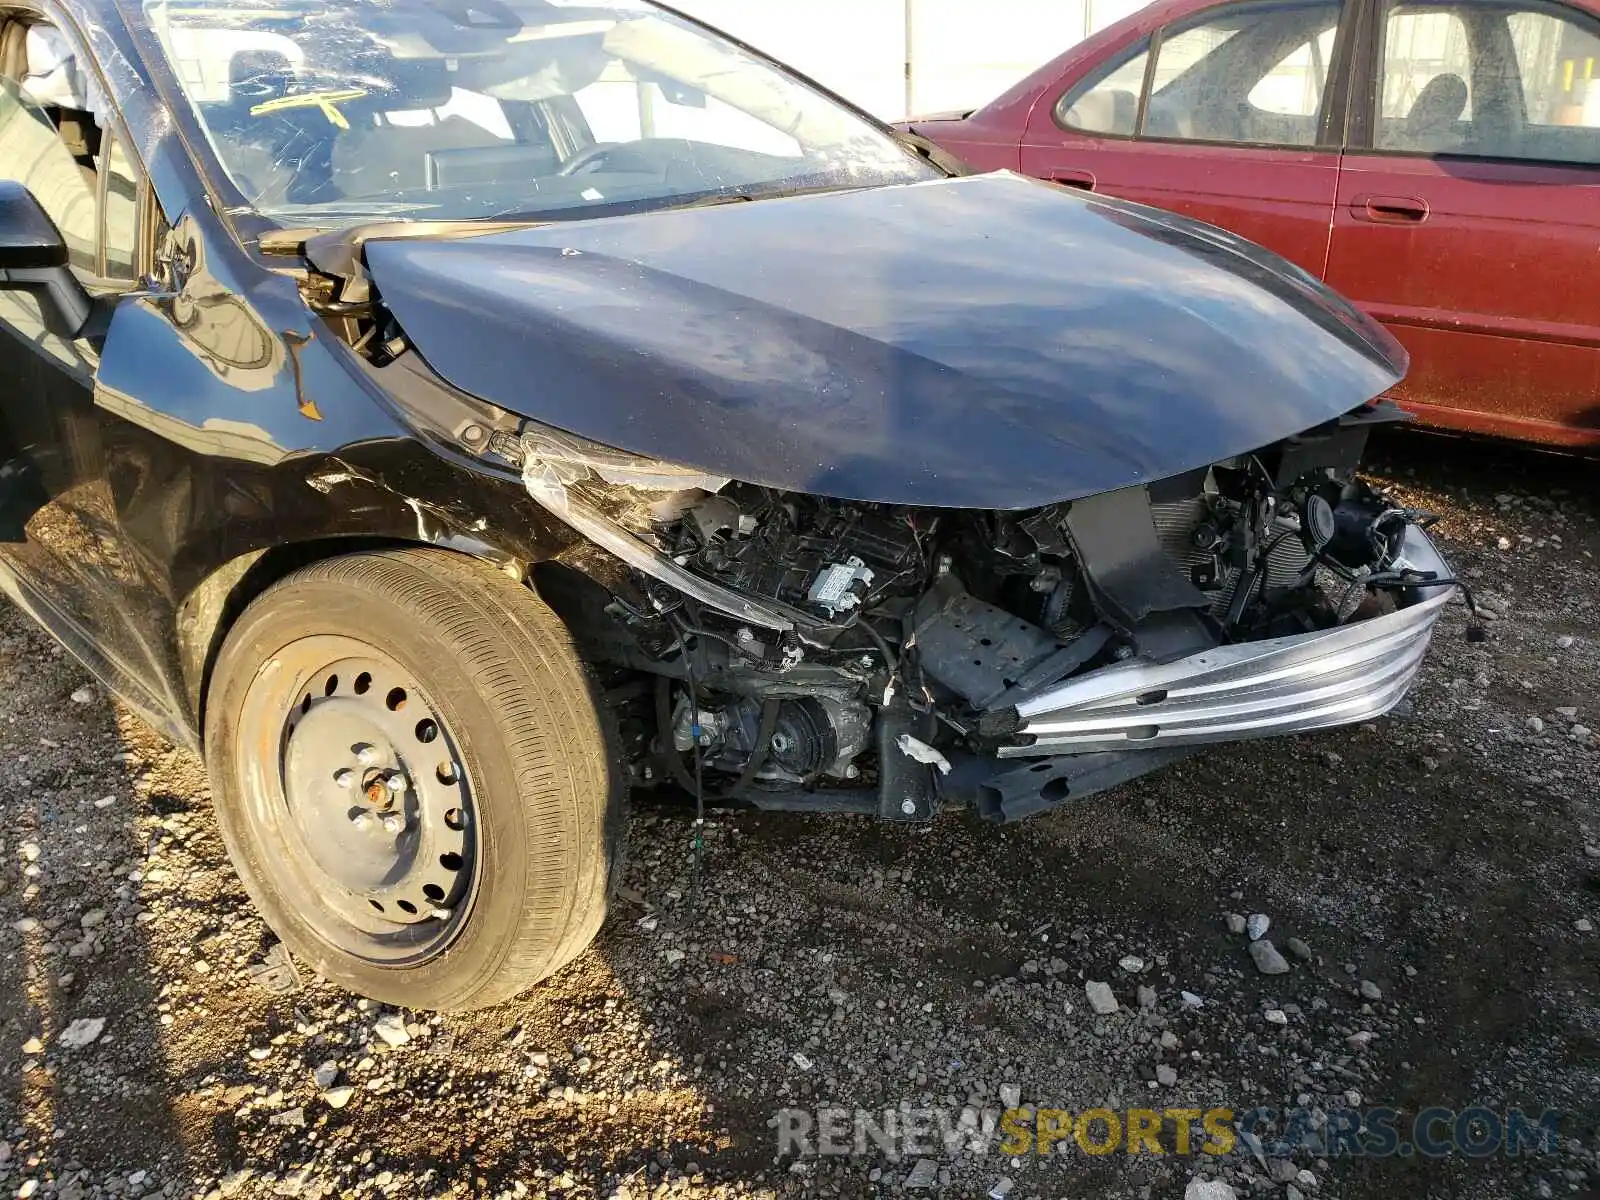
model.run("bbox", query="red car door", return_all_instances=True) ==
[1017,0,1358,275]
[1325,0,1600,445]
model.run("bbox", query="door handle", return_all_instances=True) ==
[1352,194,1429,223]
[1050,169,1097,191]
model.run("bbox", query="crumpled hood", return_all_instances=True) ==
[361,171,1405,509]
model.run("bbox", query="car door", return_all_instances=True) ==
[1020,0,1359,274]
[1326,0,1600,444]
[0,14,184,730]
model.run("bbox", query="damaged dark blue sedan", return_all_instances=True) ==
[0,0,1460,1008]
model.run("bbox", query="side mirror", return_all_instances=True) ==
[0,180,94,338]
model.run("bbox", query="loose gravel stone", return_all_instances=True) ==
[1084,981,1118,1014]
[1246,913,1270,940]
[904,1159,937,1190]
[372,1014,410,1047]
[1185,1178,1239,1200]
[1360,979,1383,1001]
[57,1018,105,1048]
[1248,939,1291,975]
[1286,937,1313,961]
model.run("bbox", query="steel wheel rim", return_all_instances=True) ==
[238,635,479,966]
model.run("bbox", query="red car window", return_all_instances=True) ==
[1374,0,1600,164]
[1056,0,1346,149]
[1056,42,1151,135]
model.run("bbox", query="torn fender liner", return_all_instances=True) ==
[361,172,1406,510]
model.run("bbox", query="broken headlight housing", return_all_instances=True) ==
[510,424,799,632]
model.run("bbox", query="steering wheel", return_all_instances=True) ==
[556,143,625,176]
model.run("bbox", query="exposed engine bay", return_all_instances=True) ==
[517,403,1462,823]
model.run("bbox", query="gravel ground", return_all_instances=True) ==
[1,429,1596,1200]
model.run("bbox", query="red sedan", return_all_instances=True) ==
[910,0,1600,447]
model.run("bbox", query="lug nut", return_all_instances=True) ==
[900,798,917,816]
[356,744,381,766]
[381,813,404,835]
[333,768,356,789]
[385,773,408,792]
[351,812,373,831]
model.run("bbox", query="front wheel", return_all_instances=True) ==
[205,548,622,1010]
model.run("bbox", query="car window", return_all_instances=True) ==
[1376,2,1600,162]
[573,70,802,155]
[1056,44,1150,134]
[1376,7,1474,150]
[0,23,140,281]
[0,76,99,272]
[1249,26,1338,114]
[103,133,140,280]
[1145,1,1342,145]
[1508,8,1600,128]
[143,0,936,228]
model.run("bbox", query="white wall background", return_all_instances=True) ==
[667,0,1151,120]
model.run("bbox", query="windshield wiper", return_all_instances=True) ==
[261,182,867,258]
[640,181,866,214]
[890,129,973,177]
[260,216,553,260]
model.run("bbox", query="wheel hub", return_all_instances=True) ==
[283,702,418,895]
[275,655,474,937]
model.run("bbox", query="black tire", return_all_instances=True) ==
[204,547,623,1010]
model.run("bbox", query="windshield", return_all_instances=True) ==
[139,0,936,226]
